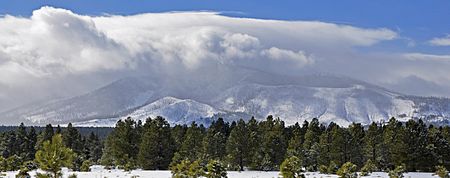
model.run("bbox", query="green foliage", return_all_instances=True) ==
[138,117,175,170]
[35,173,52,178]
[327,161,339,174]
[16,161,37,178]
[336,162,357,178]
[68,174,77,178]
[225,119,249,171]
[360,159,377,176]
[435,165,449,178]
[388,164,406,178]
[80,160,91,172]
[171,159,205,178]
[202,118,229,162]
[205,160,227,178]
[35,134,75,178]
[318,165,328,174]
[172,122,204,165]
[280,156,304,178]
[302,118,320,170]
[101,118,141,168]
[6,155,21,171]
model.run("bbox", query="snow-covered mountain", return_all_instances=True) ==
[1,72,449,127]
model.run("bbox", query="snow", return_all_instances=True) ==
[2,74,450,126]
[1,168,440,178]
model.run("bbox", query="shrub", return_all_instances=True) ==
[80,160,92,172]
[280,156,304,178]
[360,159,377,176]
[171,159,205,178]
[35,173,52,178]
[327,161,339,174]
[319,165,328,174]
[388,164,406,178]
[68,174,77,178]
[336,162,357,178]
[205,160,227,178]
[435,165,450,178]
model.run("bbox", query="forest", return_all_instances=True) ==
[0,116,450,177]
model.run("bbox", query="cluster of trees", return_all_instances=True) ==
[101,116,450,175]
[0,123,103,173]
[1,115,450,178]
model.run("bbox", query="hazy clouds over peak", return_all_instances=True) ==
[0,6,449,111]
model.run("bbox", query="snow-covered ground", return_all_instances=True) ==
[0,166,439,178]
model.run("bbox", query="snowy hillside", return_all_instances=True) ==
[1,72,450,127]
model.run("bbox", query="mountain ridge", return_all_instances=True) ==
[1,71,449,127]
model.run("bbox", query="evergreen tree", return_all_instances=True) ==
[36,124,54,151]
[202,118,229,162]
[247,117,261,170]
[85,132,102,163]
[35,134,75,178]
[348,123,365,167]
[62,123,84,171]
[329,126,351,166]
[101,118,141,167]
[360,159,377,176]
[256,116,287,171]
[25,127,37,161]
[336,162,357,178]
[280,156,304,178]
[383,118,407,169]
[15,123,28,159]
[171,122,204,166]
[225,119,249,171]
[435,165,449,178]
[138,116,175,170]
[363,122,382,167]
[205,160,227,178]
[302,118,321,170]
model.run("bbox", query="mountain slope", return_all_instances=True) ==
[1,73,450,126]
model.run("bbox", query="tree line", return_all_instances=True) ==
[0,116,450,177]
[101,116,450,173]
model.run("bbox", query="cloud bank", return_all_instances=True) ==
[0,6,449,111]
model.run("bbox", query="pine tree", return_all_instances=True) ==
[256,116,287,171]
[330,126,351,166]
[138,116,175,170]
[36,124,54,151]
[383,118,407,169]
[225,119,249,171]
[348,123,365,167]
[336,162,357,178]
[101,118,141,167]
[363,122,382,167]
[205,160,227,178]
[25,127,37,161]
[16,123,28,159]
[62,123,84,171]
[202,118,229,162]
[280,156,304,178]
[247,117,261,170]
[171,122,204,167]
[302,118,321,170]
[35,134,75,178]
[85,132,102,163]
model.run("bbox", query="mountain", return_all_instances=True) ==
[1,71,449,127]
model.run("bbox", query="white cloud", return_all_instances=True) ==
[7,6,450,111]
[429,35,450,46]
[403,53,450,61]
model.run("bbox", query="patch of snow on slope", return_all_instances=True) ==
[125,97,223,125]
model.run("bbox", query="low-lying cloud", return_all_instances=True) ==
[0,6,449,111]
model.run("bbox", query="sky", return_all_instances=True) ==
[0,0,450,111]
